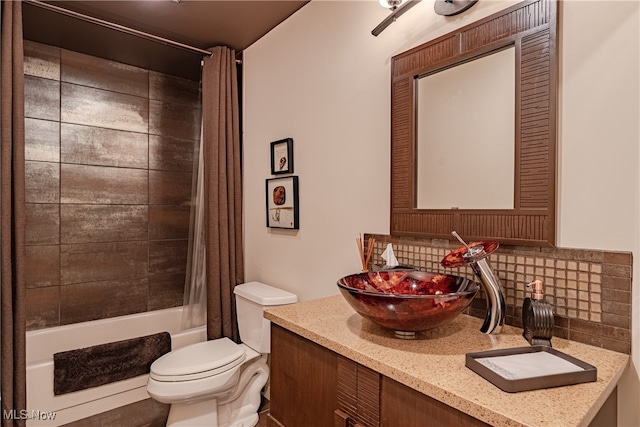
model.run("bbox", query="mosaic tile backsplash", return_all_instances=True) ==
[365,234,632,354]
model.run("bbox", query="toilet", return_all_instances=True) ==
[147,282,297,427]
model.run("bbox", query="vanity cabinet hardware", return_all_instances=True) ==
[334,409,349,427]
[333,409,367,427]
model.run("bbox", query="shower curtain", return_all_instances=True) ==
[184,46,243,341]
[0,1,27,426]
[181,124,206,330]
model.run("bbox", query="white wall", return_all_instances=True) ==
[243,0,519,301]
[557,2,640,425]
[243,0,639,424]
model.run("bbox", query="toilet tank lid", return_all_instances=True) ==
[234,281,297,306]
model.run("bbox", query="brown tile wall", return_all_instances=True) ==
[365,234,632,354]
[24,40,200,330]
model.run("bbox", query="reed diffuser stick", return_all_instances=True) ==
[356,235,366,271]
[365,238,375,270]
[356,235,376,272]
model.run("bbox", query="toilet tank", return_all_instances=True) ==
[233,282,297,353]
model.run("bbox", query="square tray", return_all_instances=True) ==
[466,345,597,393]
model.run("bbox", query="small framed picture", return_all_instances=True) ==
[270,138,294,175]
[266,176,299,229]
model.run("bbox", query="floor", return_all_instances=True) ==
[257,398,270,426]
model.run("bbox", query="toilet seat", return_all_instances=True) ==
[150,338,246,382]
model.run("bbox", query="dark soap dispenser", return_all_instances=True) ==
[522,279,554,347]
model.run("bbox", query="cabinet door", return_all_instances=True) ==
[269,324,339,427]
[336,357,380,427]
[380,377,490,427]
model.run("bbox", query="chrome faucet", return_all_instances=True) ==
[442,232,506,334]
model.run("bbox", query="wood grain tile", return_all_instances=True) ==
[602,312,631,329]
[149,170,192,206]
[26,245,60,288]
[61,164,148,205]
[63,398,169,427]
[26,286,60,331]
[25,118,60,162]
[602,288,632,304]
[61,82,148,133]
[603,251,632,266]
[60,277,148,325]
[149,100,200,140]
[61,241,148,285]
[546,247,604,263]
[598,337,631,354]
[149,135,195,172]
[601,275,631,291]
[25,75,60,121]
[567,330,602,349]
[569,318,603,336]
[602,263,632,278]
[149,71,200,106]
[21,46,207,329]
[553,324,569,340]
[25,161,60,203]
[149,205,190,241]
[61,123,148,169]
[61,205,148,244]
[24,40,60,80]
[602,301,631,317]
[61,49,148,98]
[26,203,59,245]
[148,273,185,311]
[149,240,188,276]
[601,324,631,343]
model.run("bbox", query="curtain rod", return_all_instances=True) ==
[24,0,213,57]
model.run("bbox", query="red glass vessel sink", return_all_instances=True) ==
[337,270,479,339]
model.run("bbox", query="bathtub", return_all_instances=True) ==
[26,307,206,426]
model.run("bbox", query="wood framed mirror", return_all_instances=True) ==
[390,0,557,246]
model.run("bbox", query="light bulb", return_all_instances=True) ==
[378,0,404,9]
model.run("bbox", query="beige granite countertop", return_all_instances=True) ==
[264,295,629,427]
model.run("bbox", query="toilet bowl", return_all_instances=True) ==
[146,282,297,427]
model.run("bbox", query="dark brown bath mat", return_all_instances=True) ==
[53,332,171,395]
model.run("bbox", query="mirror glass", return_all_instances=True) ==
[416,46,515,210]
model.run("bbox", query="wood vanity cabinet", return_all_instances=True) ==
[268,324,489,427]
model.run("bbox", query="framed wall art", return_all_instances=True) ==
[270,138,294,175]
[266,176,299,229]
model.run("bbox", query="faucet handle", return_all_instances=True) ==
[441,239,499,268]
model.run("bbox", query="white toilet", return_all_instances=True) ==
[147,282,297,427]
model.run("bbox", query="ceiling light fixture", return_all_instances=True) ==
[372,0,421,36]
[378,0,404,10]
[434,0,478,16]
